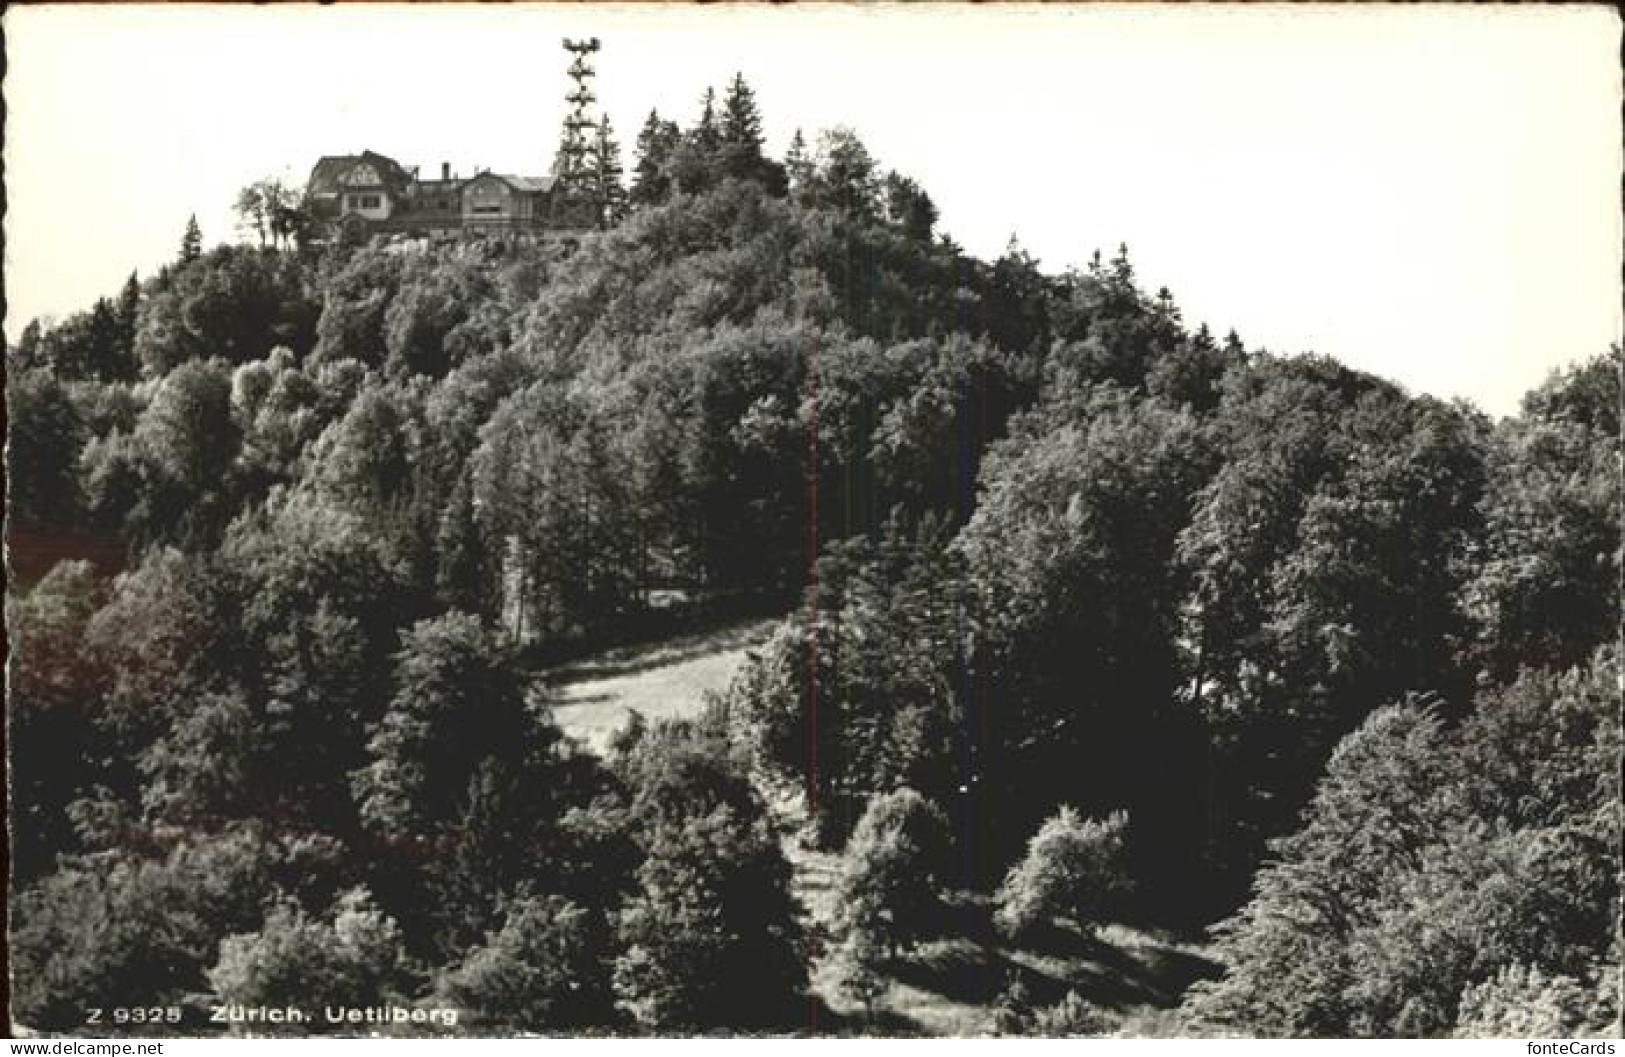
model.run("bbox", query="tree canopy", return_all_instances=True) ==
[6,74,1617,1038]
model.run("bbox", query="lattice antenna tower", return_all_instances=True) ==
[558,37,602,209]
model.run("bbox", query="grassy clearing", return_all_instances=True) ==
[540,616,778,752]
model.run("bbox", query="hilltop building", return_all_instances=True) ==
[303,151,588,242]
[304,38,611,244]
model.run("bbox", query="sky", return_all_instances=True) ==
[4,3,1619,416]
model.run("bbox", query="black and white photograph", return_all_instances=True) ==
[4,2,1621,1041]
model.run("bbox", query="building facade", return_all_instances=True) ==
[305,150,593,241]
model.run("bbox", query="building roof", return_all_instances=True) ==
[307,154,362,197]
[307,149,412,197]
[310,149,556,201]
[501,175,557,193]
[464,171,557,195]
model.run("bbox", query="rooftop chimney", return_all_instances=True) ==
[442,162,451,181]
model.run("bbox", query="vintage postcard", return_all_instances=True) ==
[5,2,1620,1041]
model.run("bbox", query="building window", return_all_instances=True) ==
[360,194,381,208]
[472,204,504,215]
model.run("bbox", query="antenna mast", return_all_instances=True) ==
[558,37,602,222]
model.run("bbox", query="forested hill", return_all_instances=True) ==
[8,92,1621,1037]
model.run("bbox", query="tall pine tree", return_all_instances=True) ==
[668,88,723,197]
[785,128,813,203]
[691,87,721,154]
[631,109,681,207]
[116,271,141,372]
[720,73,765,169]
[592,114,628,226]
[179,215,202,264]
[716,73,785,194]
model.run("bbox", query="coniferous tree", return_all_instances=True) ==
[719,73,765,179]
[84,298,126,381]
[712,73,786,194]
[28,300,126,380]
[593,114,629,225]
[115,271,141,372]
[666,88,725,197]
[436,476,497,619]
[784,128,813,202]
[882,172,938,242]
[691,87,720,154]
[813,127,879,219]
[179,215,202,264]
[10,318,46,372]
[1109,242,1135,290]
[630,109,680,206]
[721,74,764,154]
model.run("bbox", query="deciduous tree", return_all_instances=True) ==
[832,788,952,958]
[994,807,1131,939]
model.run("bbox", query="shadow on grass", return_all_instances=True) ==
[890,938,1004,1006]
[1002,921,1222,1011]
[542,615,778,684]
[1121,943,1222,1005]
[549,691,617,710]
[879,918,1222,1021]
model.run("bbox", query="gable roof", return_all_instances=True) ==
[307,149,412,197]
[307,154,362,197]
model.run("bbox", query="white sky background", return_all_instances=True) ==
[4,3,1619,416]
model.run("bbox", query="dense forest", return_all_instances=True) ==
[7,74,1621,1037]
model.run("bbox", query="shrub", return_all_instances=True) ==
[436,895,615,1031]
[994,807,1130,939]
[208,888,407,1034]
[993,981,1111,1037]
[1032,991,1112,1036]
